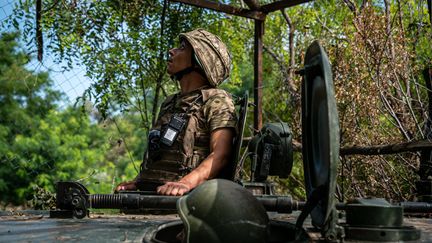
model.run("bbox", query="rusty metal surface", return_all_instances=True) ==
[1,211,431,242]
[0,211,178,242]
[169,0,266,20]
[260,0,313,13]
[419,67,432,201]
[254,19,264,132]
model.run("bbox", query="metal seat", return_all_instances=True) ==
[218,91,249,181]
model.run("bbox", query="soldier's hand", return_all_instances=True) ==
[156,181,191,196]
[114,181,137,193]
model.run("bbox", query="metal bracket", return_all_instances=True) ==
[51,181,90,219]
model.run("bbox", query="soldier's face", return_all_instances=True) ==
[167,40,193,75]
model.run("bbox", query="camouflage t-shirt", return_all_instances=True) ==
[137,86,237,184]
[154,86,237,134]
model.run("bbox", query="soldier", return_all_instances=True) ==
[115,29,237,196]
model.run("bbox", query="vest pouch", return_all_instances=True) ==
[187,150,208,169]
[188,153,200,169]
[148,129,161,160]
[160,114,187,146]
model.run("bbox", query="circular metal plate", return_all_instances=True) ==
[301,41,340,228]
[345,198,404,227]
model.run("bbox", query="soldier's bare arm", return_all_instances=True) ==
[156,128,234,196]
[115,180,136,192]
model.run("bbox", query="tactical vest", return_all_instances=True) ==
[137,87,233,183]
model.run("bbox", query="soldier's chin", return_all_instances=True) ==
[166,67,174,75]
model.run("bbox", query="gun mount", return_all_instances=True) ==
[47,41,431,242]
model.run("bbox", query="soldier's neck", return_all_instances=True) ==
[179,72,209,94]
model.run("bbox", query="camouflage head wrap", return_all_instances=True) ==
[179,29,231,87]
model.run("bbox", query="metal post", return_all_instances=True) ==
[254,20,264,132]
[417,67,432,202]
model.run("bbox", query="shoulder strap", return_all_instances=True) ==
[161,93,177,107]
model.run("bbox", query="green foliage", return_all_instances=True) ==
[0,32,145,205]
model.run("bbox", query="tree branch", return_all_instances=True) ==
[280,9,295,81]
[342,0,356,13]
[151,0,169,126]
[291,139,432,156]
[262,45,298,98]
[36,0,43,61]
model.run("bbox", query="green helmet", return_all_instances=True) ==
[179,29,231,87]
[177,179,269,243]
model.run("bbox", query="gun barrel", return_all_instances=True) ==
[90,194,179,209]
[397,202,432,213]
[256,196,304,213]
[89,194,305,213]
